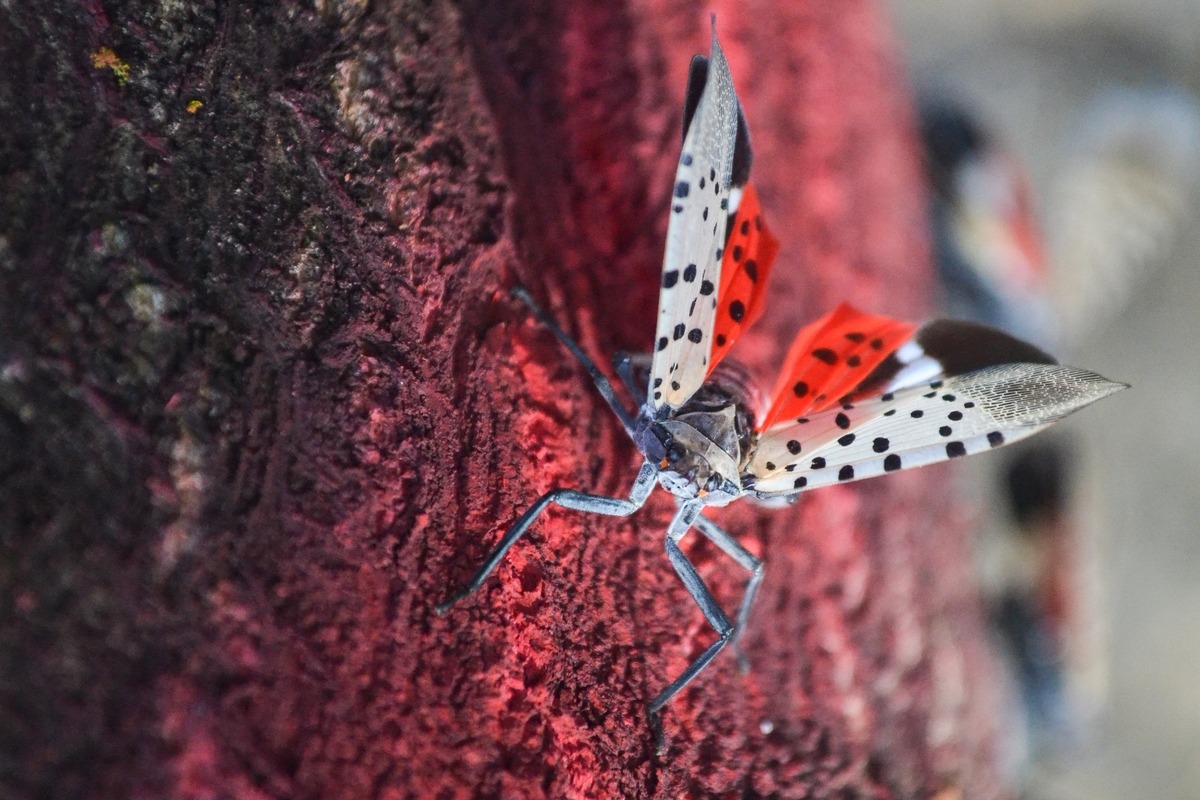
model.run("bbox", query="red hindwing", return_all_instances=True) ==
[759,303,916,429]
[706,184,780,378]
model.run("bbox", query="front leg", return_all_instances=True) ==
[436,461,657,614]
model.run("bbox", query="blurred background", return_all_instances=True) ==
[887,1,1200,797]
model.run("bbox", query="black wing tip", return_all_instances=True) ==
[918,318,1058,376]
[682,56,710,141]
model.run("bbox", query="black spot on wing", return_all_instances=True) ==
[812,348,838,365]
[838,465,855,481]
[854,352,903,392]
[884,453,902,471]
[946,441,967,458]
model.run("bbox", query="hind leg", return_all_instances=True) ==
[693,513,764,672]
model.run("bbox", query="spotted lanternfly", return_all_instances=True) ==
[436,22,1126,743]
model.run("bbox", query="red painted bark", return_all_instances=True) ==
[1,1,1009,798]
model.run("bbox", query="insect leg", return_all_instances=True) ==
[648,504,734,748]
[693,513,764,673]
[612,350,653,401]
[511,285,638,437]
[436,461,658,615]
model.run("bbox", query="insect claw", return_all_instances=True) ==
[433,596,458,617]
[649,709,667,756]
[734,644,751,674]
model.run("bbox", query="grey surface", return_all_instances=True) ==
[888,2,1200,797]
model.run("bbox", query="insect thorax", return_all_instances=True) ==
[637,366,758,505]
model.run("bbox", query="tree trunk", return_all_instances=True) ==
[1,1,1010,797]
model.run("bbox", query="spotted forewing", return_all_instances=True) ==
[649,30,740,410]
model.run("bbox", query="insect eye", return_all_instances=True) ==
[668,443,687,463]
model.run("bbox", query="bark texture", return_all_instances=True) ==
[1,1,1009,797]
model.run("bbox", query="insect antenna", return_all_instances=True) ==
[510,285,639,437]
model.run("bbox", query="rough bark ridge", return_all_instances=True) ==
[1,1,1009,797]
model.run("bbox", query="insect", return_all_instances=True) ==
[436,23,1126,741]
